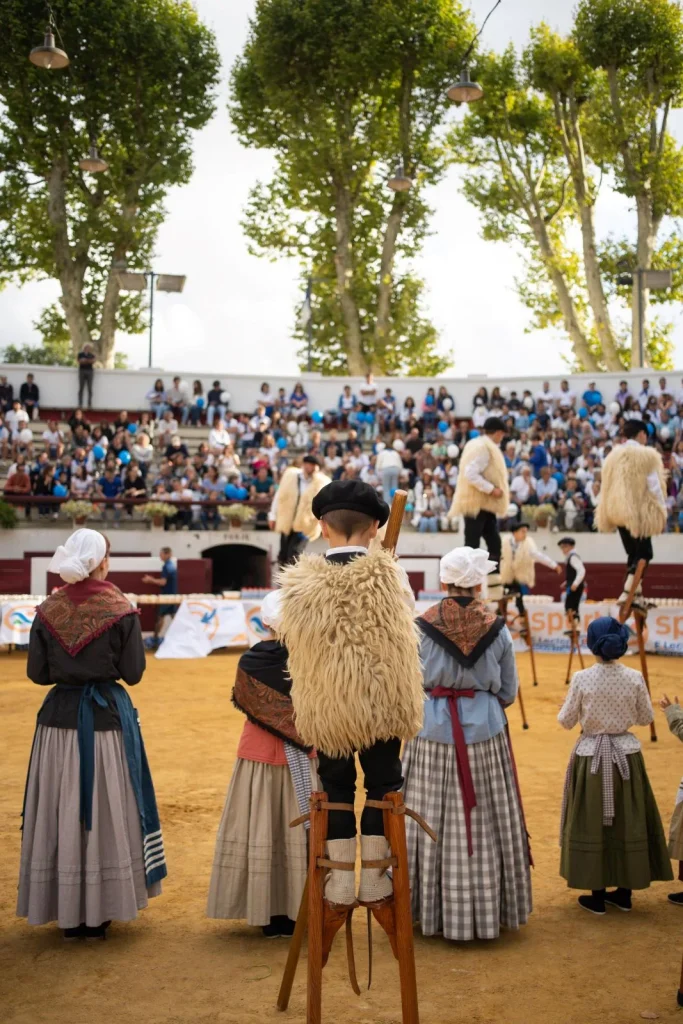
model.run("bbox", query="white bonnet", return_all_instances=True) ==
[49,529,107,584]
[439,546,496,589]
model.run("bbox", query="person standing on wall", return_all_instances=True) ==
[448,416,509,599]
[77,342,96,409]
[268,455,331,565]
[143,547,178,645]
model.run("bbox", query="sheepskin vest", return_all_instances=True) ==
[500,535,537,587]
[274,466,331,541]
[450,435,509,518]
[596,443,666,539]
[277,550,424,758]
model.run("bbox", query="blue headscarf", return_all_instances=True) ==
[587,616,629,662]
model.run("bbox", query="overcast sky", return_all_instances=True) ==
[2,0,682,375]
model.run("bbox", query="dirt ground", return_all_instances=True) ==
[2,650,683,1024]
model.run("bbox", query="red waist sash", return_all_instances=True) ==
[431,687,477,856]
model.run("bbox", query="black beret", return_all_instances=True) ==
[312,479,390,526]
[483,416,507,434]
[557,536,576,547]
[302,454,320,466]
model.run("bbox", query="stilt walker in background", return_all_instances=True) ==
[449,417,509,600]
[273,480,426,1024]
[658,695,683,907]
[269,456,331,566]
[207,593,316,937]
[596,419,666,613]
[558,538,586,683]
[404,547,532,941]
[500,519,562,685]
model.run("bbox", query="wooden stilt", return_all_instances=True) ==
[383,793,420,1024]
[564,629,575,685]
[677,950,683,1007]
[634,611,657,743]
[618,559,647,624]
[307,793,328,1024]
[517,680,530,730]
[277,877,309,1012]
[523,610,539,687]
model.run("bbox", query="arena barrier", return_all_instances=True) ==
[3,595,683,657]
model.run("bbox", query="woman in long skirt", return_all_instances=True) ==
[403,546,532,941]
[207,592,316,937]
[17,529,166,939]
[559,616,672,915]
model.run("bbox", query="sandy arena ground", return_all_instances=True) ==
[2,650,683,1024]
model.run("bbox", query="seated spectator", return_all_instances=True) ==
[137,410,155,439]
[257,381,274,417]
[41,419,64,460]
[556,379,576,410]
[146,378,167,420]
[289,382,309,417]
[19,373,39,421]
[336,384,356,427]
[166,376,189,424]
[412,485,444,533]
[131,432,154,478]
[188,380,205,425]
[168,477,193,529]
[535,381,554,406]
[529,436,551,476]
[68,408,89,436]
[399,396,416,429]
[165,435,190,460]
[6,399,29,441]
[157,410,179,450]
[5,461,32,518]
[581,381,603,409]
[0,413,8,459]
[472,386,489,408]
[614,380,632,408]
[33,464,57,518]
[225,472,248,501]
[510,465,537,506]
[0,374,13,414]
[422,387,437,428]
[536,465,559,504]
[206,380,228,425]
[208,417,231,455]
[472,403,490,429]
[378,388,397,431]
[358,372,378,410]
[416,442,437,477]
[110,429,132,461]
[70,465,93,499]
[121,464,148,515]
[437,385,454,416]
[504,441,521,472]
[95,466,124,525]
[275,387,289,417]
[113,410,132,432]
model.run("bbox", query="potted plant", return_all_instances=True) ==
[0,499,18,529]
[61,499,94,526]
[533,503,556,529]
[140,501,178,530]
[218,504,256,529]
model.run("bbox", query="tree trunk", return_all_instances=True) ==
[374,194,407,352]
[632,193,657,368]
[530,214,599,372]
[46,161,92,357]
[333,185,367,375]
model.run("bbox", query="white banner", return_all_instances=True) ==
[0,600,38,645]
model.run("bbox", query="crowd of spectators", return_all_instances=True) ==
[1,370,683,533]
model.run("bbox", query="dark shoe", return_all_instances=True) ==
[578,895,606,915]
[261,916,296,938]
[678,989,683,1008]
[84,920,111,940]
[668,892,683,906]
[63,924,86,941]
[604,889,632,912]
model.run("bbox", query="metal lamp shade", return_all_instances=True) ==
[79,146,109,173]
[446,68,484,103]
[29,30,69,70]
[388,163,413,192]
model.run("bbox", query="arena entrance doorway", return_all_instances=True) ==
[201,544,271,593]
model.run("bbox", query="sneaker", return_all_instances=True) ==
[604,889,632,912]
[668,892,683,906]
[578,895,606,915]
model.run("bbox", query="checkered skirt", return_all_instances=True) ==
[403,731,532,941]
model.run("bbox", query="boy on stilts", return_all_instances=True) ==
[596,420,666,612]
[268,480,423,917]
[500,519,562,616]
[557,537,586,628]
[448,417,509,600]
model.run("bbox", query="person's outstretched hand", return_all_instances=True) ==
[660,694,679,710]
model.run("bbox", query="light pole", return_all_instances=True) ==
[616,264,673,368]
[116,267,186,367]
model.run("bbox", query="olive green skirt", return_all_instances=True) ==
[560,752,673,891]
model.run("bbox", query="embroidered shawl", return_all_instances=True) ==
[417,596,505,668]
[36,578,139,657]
[232,641,311,753]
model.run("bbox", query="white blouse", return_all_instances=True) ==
[558,661,653,755]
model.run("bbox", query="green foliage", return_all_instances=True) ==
[0,0,220,364]
[0,500,18,529]
[231,0,473,375]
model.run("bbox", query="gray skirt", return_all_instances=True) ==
[207,758,311,926]
[403,731,532,941]
[17,725,162,929]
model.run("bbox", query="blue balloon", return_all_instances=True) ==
[312,410,324,423]
[553,472,565,485]
[53,483,68,497]
[579,407,588,419]
[127,423,137,434]
[425,395,435,406]
[389,487,397,498]
[647,422,655,435]
[277,437,288,450]
[119,450,131,464]
[196,396,205,408]
[438,420,449,433]
[469,429,480,439]
[356,412,366,424]
[93,445,105,461]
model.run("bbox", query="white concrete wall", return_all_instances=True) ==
[2,362,681,415]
